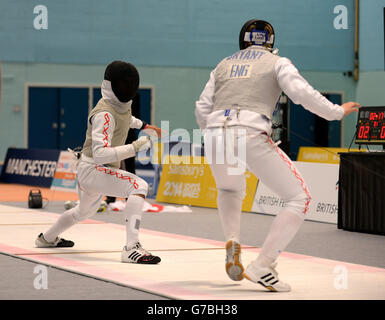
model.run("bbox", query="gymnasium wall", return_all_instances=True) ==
[0,0,354,69]
[1,0,384,161]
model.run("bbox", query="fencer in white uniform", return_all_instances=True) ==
[35,61,162,264]
[195,20,360,291]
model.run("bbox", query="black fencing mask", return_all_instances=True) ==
[104,61,139,103]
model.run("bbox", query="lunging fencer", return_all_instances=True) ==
[35,61,163,264]
[195,19,360,291]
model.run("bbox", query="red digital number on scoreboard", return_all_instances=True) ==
[369,112,384,121]
[381,126,385,139]
[358,125,370,139]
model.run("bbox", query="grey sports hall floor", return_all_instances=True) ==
[1,200,384,300]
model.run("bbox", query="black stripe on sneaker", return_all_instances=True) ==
[132,252,141,261]
[271,280,279,285]
[261,273,272,279]
[265,276,276,283]
[128,252,137,259]
[134,253,143,260]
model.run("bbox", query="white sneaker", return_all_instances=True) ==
[243,261,291,292]
[225,239,244,281]
[121,242,161,264]
[35,233,74,248]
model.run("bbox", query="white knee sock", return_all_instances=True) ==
[217,189,243,243]
[255,209,304,268]
[124,195,144,248]
[43,208,77,242]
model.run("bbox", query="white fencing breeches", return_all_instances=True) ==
[72,160,148,221]
[43,160,148,243]
[204,126,311,244]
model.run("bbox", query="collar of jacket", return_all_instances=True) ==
[101,80,132,114]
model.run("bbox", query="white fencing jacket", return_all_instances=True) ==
[195,46,344,136]
[81,80,144,166]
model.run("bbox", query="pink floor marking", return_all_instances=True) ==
[1,208,384,300]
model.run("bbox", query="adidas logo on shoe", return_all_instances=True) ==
[244,262,291,292]
[121,242,161,264]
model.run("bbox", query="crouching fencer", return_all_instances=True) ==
[195,19,360,291]
[35,61,163,264]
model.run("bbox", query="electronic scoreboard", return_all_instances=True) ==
[355,106,385,145]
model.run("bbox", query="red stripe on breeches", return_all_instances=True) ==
[266,136,311,215]
[94,165,139,189]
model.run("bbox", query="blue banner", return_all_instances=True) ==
[0,148,60,188]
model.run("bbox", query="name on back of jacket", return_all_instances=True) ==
[226,50,265,61]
